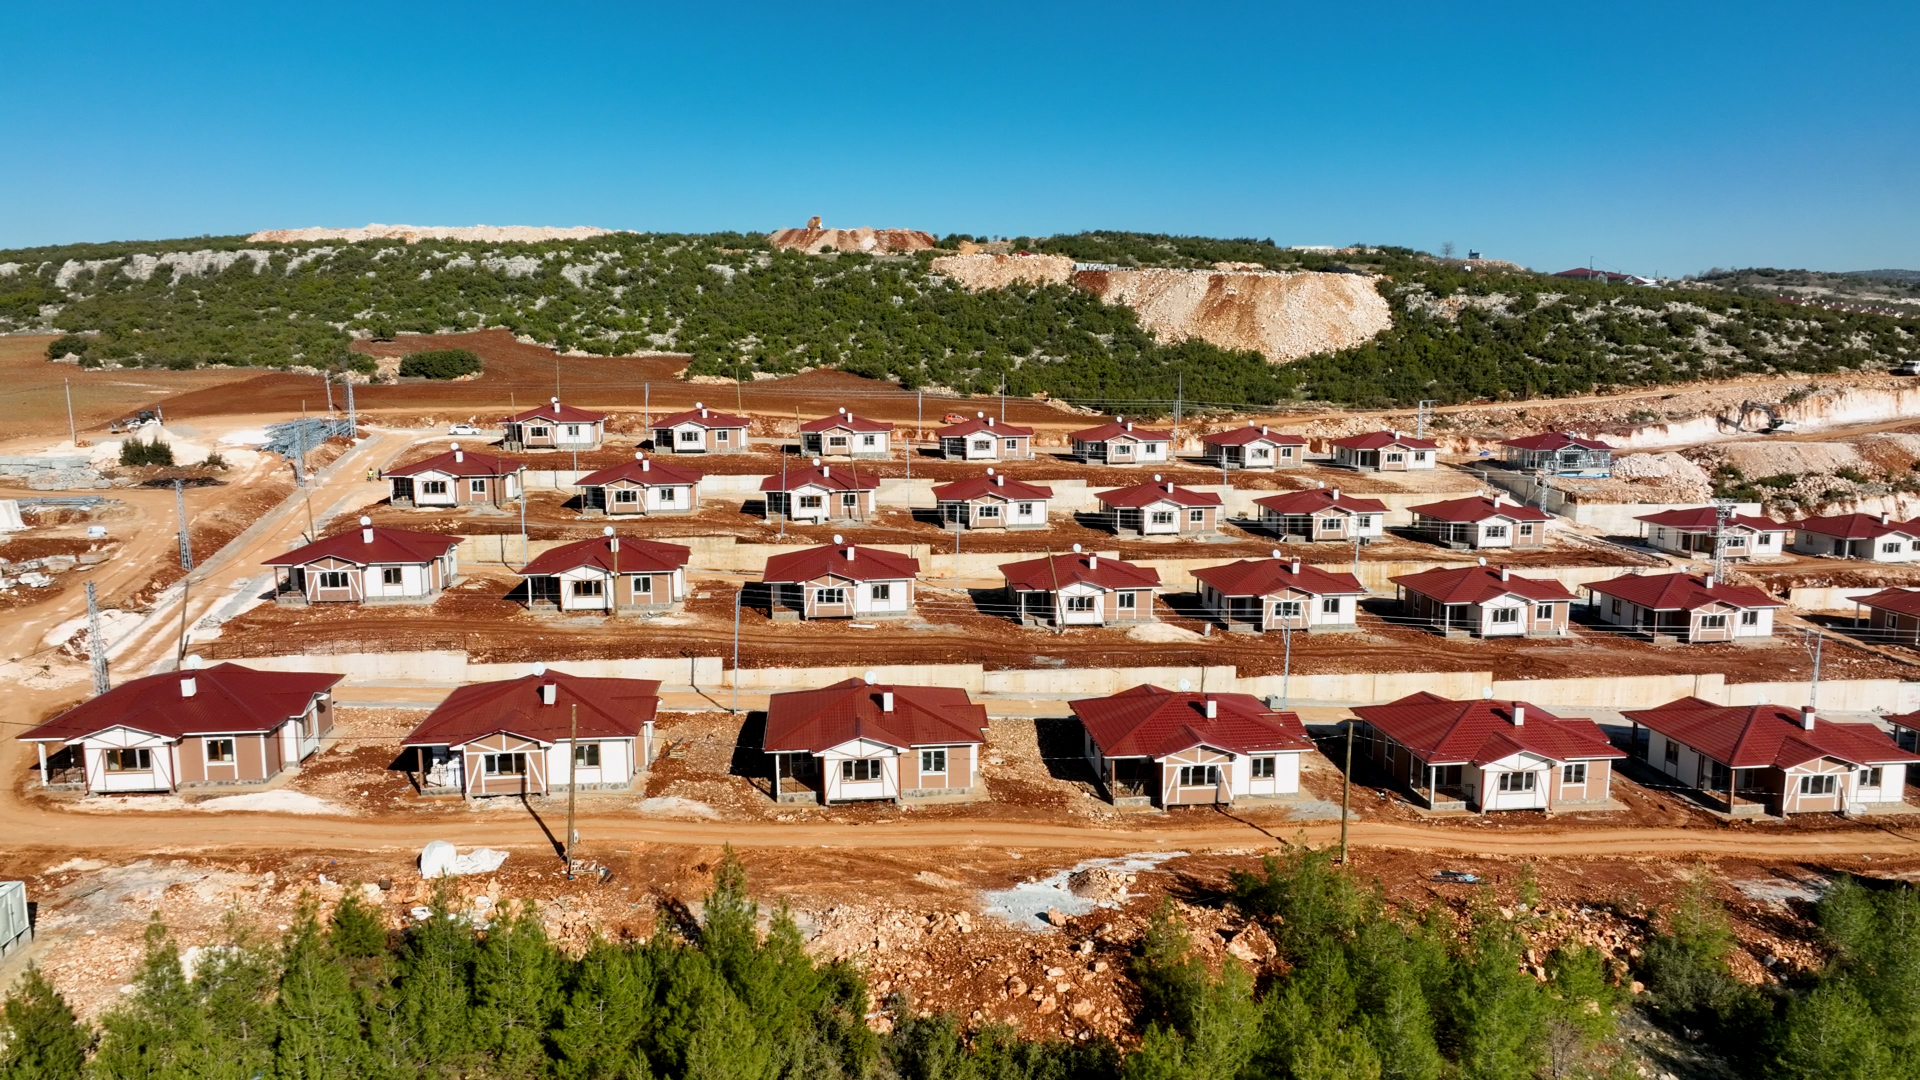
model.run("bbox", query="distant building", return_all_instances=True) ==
[760,464,881,524]
[1352,692,1625,812]
[931,471,1052,531]
[1787,513,1920,562]
[1253,488,1387,542]
[1391,563,1577,638]
[762,542,919,621]
[1586,571,1781,643]
[799,410,894,460]
[382,445,524,508]
[1636,507,1786,560]
[401,669,659,798]
[1500,433,1613,478]
[517,533,689,613]
[501,398,606,451]
[1200,424,1307,471]
[1069,420,1172,466]
[1094,478,1222,536]
[934,416,1034,461]
[764,679,988,805]
[264,518,460,605]
[1000,550,1159,628]
[1330,431,1438,471]
[1075,686,1313,808]
[1408,494,1552,550]
[1553,268,1655,286]
[652,404,751,455]
[576,454,702,517]
[1190,557,1367,634]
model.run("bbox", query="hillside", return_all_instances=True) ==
[1,230,1915,412]
[1691,266,1920,317]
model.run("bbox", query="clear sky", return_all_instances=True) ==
[2,1,1913,275]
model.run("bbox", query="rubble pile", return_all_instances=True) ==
[1073,267,1393,363]
[931,253,1075,291]
[767,218,936,255]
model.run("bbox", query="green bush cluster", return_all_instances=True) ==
[398,348,483,380]
[117,435,174,467]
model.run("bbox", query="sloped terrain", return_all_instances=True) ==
[1074,266,1393,362]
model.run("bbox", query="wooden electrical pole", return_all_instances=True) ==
[565,702,578,877]
[1339,721,1353,865]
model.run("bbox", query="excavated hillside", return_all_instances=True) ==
[246,224,616,244]
[1073,267,1393,363]
[930,252,1075,291]
[766,218,935,255]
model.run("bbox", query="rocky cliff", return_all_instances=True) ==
[248,224,616,244]
[1072,268,1392,363]
[767,217,935,255]
[930,252,1075,291]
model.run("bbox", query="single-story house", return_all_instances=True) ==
[1500,432,1613,478]
[1069,420,1172,466]
[1190,556,1367,634]
[762,541,919,621]
[401,667,659,797]
[1200,424,1307,471]
[761,463,881,523]
[576,454,702,517]
[383,445,524,508]
[264,518,460,604]
[931,471,1052,530]
[1000,549,1159,627]
[652,404,751,455]
[1884,709,1920,754]
[517,531,689,613]
[19,659,340,793]
[1855,587,1920,646]
[1636,507,1787,560]
[1331,430,1439,471]
[934,416,1034,461]
[1408,494,1551,550]
[1391,562,1577,638]
[1075,685,1313,808]
[800,409,894,459]
[1622,697,1920,816]
[1094,478,1222,536]
[1586,571,1782,643]
[1352,691,1624,812]
[763,678,988,805]
[1787,513,1920,562]
[1253,487,1388,543]
[502,398,606,451]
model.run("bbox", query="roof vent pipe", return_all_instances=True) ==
[542,682,557,706]
[996,474,1005,486]
[1883,512,1892,525]
[179,654,202,698]
[641,458,650,472]
[1291,558,1302,575]
[1511,704,1525,727]
[1500,565,1510,581]
[882,691,895,712]
[1205,698,1218,719]
[846,546,856,561]
[604,526,618,553]
[1261,425,1269,436]
[986,417,994,427]
[1330,487,1340,500]
[361,515,374,544]
[1125,421,1133,431]
[451,442,463,463]
[1087,554,1097,569]
[1704,572,1715,589]
[551,396,559,406]
[1802,705,1817,730]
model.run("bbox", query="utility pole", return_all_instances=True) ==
[1174,371,1183,447]
[565,703,578,877]
[1709,499,1736,584]
[999,374,1006,423]
[731,586,743,714]
[323,371,335,418]
[1339,721,1353,864]
[345,376,356,436]
[174,480,193,570]
[63,379,77,447]
[86,581,109,695]
[1415,399,1437,440]
[1280,625,1293,709]
[1806,628,1824,709]
[520,493,528,566]
[644,383,651,430]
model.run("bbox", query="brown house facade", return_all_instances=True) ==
[401,668,660,798]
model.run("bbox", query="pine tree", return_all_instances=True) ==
[0,967,90,1080]
[1775,982,1893,1080]
[1445,918,1547,1080]
[394,887,477,1075]
[274,905,368,1080]
[554,942,655,1080]
[89,918,213,1079]
[191,913,278,1080]
[473,902,563,1077]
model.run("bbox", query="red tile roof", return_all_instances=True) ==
[1352,691,1623,767]
[931,474,1054,502]
[403,671,659,748]
[576,455,702,488]
[1202,425,1307,447]
[760,464,880,493]
[518,535,689,577]
[1621,697,1920,770]
[934,418,1035,438]
[1095,480,1222,509]
[20,663,341,743]
[1001,552,1160,593]
[1254,489,1388,516]
[1587,572,1781,611]
[383,449,524,479]
[654,407,751,430]
[1501,432,1611,452]
[1190,558,1365,598]
[763,679,987,753]
[1787,513,1920,540]
[1856,587,1920,618]
[799,412,894,434]
[1070,422,1172,443]
[762,544,920,584]
[264,525,459,567]
[1636,507,1784,532]
[1332,430,1439,451]
[1391,564,1578,605]
[1409,495,1551,524]
[502,401,607,424]
[1073,685,1312,759]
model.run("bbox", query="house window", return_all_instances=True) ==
[205,739,235,764]
[1414,452,1429,463]
[381,567,404,586]
[1518,523,1535,537]
[1251,756,1276,779]
[920,749,947,775]
[632,575,653,594]
[678,429,700,443]
[1356,515,1375,529]
[1117,593,1137,610]
[1150,511,1175,526]
[1860,767,1884,788]
[1065,595,1096,613]
[613,488,640,504]
[1562,762,1587,785]
[103,748,151,771]
[828,436,849,449]
[574,743,601,767]
[798,495,824,510]
[565,425,581,439]
[1484,525,1510,540]
[1015,502,1035,517]
[815,587,846,606]
[861,435,878,448]
[658,487,678,504]
[484,753,527,776]
[841,493,859,509]
[1491,607,1519,624]
[1497,771,1538,792]
[973,439,993,453]
[842,759,883,782]
[975,503,1001,519]
[1319,516,1342,531]
[717,430,732,444]
[1188,509,1206,525]
[1178,765,1221,787]
[1884,542,1903,554]
[1698,614,1728,630]
[1276,600,1304,619]
[1610,598,1622,615]
[1535,604,1556,620]
[1664,740,1680,766]
[1004,438,1020,451]
[529,426,549,438]
[317,571,350,590]
[1799,774,1837,796]
[469,479,487,495]
[1385,452,1405,464]
[870,583,892,602]
[421,480,448,495]
[1320,597,1341,614]
[572,579,604,597]
[1739,610,1759,626]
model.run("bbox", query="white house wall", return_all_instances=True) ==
[81,728,176,793]
[1478,751,1552,811]
[364,563,430,599]
[542,738,634,789]
[819,738,902,803]
[1479,595,1529,637]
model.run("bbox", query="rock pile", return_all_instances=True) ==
[1072,267,1393,363]
[931,253,1075,291]
[767,217,936,255]
[0,456,109,491]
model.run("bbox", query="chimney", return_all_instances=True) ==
[882,691,895,712]
[1125,421,1133,432]
[700,408,709,419]
[1801,705,1817,730]
[179,654,201,698]
[360,515,374,544]
[1500,565,1510,581]
[551,396,559,407]
[542,682,557,706]
[1882,512,1892,525]
[846,546,856,561]
[1330,487,1340,500]
[451,441,463,463]
[1291,558,1302,575]
[1087,554,1098,569]
[1703,572,1715,589]
[641,458,650,472]
[996,474,1005,486]
[986,417,995,427]
[1511,704,1525,727]
[1166,482,1175,494]
[1260,425,1268,436]
[821,464,830,477]
[1205,698,1218,719]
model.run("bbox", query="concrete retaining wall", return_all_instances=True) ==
[1788,587,1884,613]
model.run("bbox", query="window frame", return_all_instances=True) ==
[814,586,847,606]
[1562,761,1587,785]
[1250,756,1276,780]
[841,759,883,783]
[920,748,948,775]
[205,738,236,764]
[1490,606,1520,624]
[1177,765,1221,787]
[381,566,404,586]
[103,747,152,772]
[573,743,601,767]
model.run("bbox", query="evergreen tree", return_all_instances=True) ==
[554,942,655,1080]
[0,967,90,1080]
[1774,982,1893,1080]
[473,902,563,1077]
[394,887,477,1075]
[1445,917,1547,1080]
[89,918,214,1079]
[274,904,367,1080]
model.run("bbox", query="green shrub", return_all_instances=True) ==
[201,451,227,470]
[398,349,482,380]
[45,333,91,361]
[119,435,175,467]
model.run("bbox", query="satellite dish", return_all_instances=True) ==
[1178,679,1191,691]
[864,670,878,685]
[1483,686,1495,699]
[532,662,547,677]
[1271,549,1283,559]
[1072,543,1082,553]
[602,526,614,536]
[812,457,822,466]
[832,534,844,545]
[986,467,995,476]
[1152,473,1162,482]
[359,515,372,526]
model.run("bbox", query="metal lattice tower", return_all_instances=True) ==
[175,479,193,570]
[1415,399,1437,439]
[1709,498,1736,583]
[86,581,109,695]
[345,377,357,434]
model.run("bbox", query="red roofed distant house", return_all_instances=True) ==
[501,397,606,451]
[762,679,988,805]
[1190,557,1367,634]
[1586,571,1782,643]
[1094,478,1222,536]
[1622,697,1919,816]
[1000,550,1159,627]
[1352,692,1624,812]
[652,403,751,455]
[1884,707,1920,755]
[931,471,1052,531]
[263,518,460,604]
[1074,685,1313,808]
[576,454,702,517]
[1637,507,1787,560]
[1408,494,1551,550]
[1553,268,1654,286]
[1253,488,1387,543]
[800,409,894,460]
[1200,424,1307,471]
[1500,432,1613,478]
[19,660,340,794]
[382,445,524,508]
[1069,419,1172,466]
[762,542,919,621]
[1851,587,1920,647]
[517,533,689,613]
[1331,431,1437,471]
[1787,513,1920,562]
[1391,563,1578,638]
[401,668,659,798]
[934,415,1034,461]
[761,463,880,524]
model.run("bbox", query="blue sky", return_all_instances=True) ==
[2,1,1913,275]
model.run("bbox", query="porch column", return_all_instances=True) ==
[1426,762,1433,807]
[415,745,423,793]
[772,752,781,801]
[36,743,47,787]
